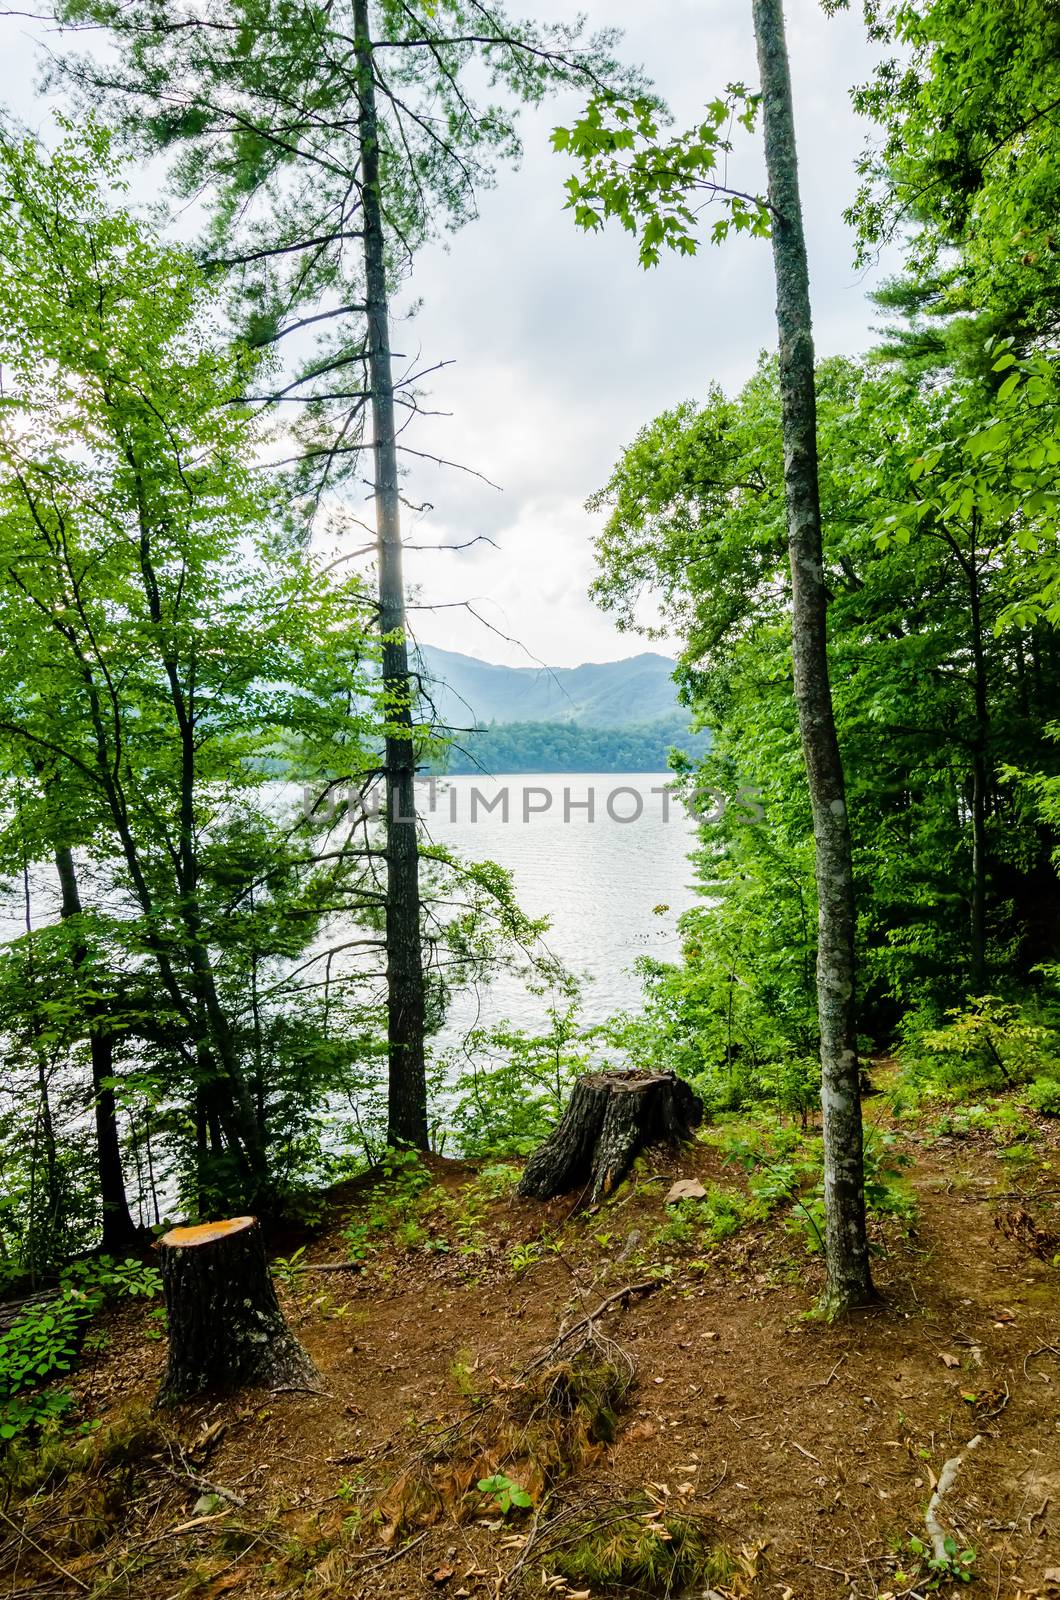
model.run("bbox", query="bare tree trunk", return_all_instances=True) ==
[751,0,873,1313]
[967,523,989,994]
[53,844,139,1253]
[354,0,429,1149]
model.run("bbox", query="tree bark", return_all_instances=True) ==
[354,0,429,1150]
[518,1070,703,1204]
[157,1216,318,1401]
[53,844,139,1254]
[751,0,874,1312]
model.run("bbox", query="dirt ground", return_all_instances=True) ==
[3,1084,1059,1600]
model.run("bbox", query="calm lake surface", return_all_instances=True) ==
[0,774,701,1039]
[0,774,699,1214]
[426,773,700,1043]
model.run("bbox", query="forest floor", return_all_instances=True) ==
[3,1073,1059,1600]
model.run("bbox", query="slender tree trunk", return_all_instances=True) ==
[966,520,989,994]
[354,0,429,1149]
[751,0,873,1312]
[53,845,139,1253]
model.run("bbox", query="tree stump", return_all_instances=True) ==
[157,1216,318,1402]
[518,1070,703,1204]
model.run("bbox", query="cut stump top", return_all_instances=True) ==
[161,1217,257,1249]
[578,1071,669,1093]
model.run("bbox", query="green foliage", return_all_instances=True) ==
[845,0,1060,348]
[0,125,392,1228]
[507,1240,542,1276]
[271,1246,309,1294]
[0,1255,162,1444]
[61,1257,163,1301]
[587,346,1060,1089]
[554,89,769,266]
[0,128,556,1259]
[476,1472,532,1513]
[906,1532,977,1586]
[903,996,1060,1093]
[655,1187,749,1253]
[1025,1076,1060,1116]
[446,996,598,1157]
[433,715,709,775]
[0,1295,85,1440]
[720,1122,915,1256]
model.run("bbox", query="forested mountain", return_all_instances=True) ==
[416,644,684,728]
[415,645,705,771]
[436,713,710,773]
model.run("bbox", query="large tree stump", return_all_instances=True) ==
[158,1216,318,1402]
[518,1070,703,1204]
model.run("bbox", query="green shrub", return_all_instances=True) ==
[446,1001,595,1157]
[0,1256,163,1446]
[901,996,1059,1095]
[1026,1076,1060,1116]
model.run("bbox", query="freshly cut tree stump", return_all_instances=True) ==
[518,1070,703,1204]
[158,1216,318,1402]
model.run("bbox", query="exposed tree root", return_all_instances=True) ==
[925,1434,981,1563]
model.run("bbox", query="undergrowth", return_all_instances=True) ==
[542,1495,732,1596]
[340,1152,521,1265]
[0,1256,162,1445]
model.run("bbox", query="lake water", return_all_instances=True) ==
[0,774,701,1031]
[424,773,700,1042]
[0,773,699,1216]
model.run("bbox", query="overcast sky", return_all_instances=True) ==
[2,0,895,668]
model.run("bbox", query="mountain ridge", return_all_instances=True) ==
[416,643,683,729]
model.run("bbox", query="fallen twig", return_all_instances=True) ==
[519,1280,661,1377]
[162,1454,247,1509]
[1023,1343,1060,1380]
[354,1529,430,1574]
[268,1384,334,1398]
[500,1497,546,1591]
[925,1434,981,1563]
[810,1354,847,1389]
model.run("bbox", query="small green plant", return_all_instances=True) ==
[477,1473,533,1513]
[0,1291,86,1442]
[340,1151,438,1260]
[450,1350,481,1400]
[62,1256,163,1300]
[655,1188,749,1253]
[271,1245,309,1293]
[723,1123,914,1255]
[473,1163,520,1200]
[906,1533,976,1585]
[508,1241,542,1276]
[144,1307,167,1342]
[0,1255,164,1446]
